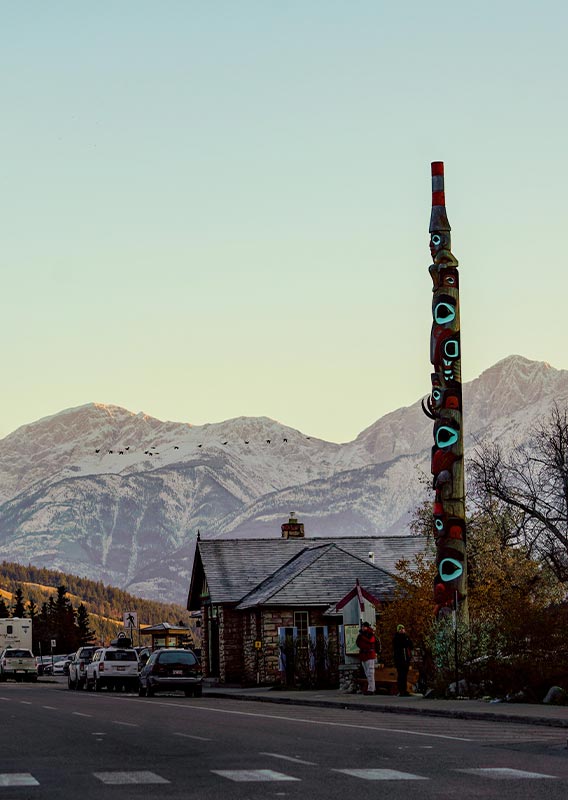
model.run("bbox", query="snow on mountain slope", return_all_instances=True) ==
[1,355,567,603]
[0,408,368,506]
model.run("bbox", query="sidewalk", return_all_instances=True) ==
[203,685,568,728]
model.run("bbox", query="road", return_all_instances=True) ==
[1,681,567,799]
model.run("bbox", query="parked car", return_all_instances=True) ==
[68,646,99,690]
[52,655,73,675]
[134,646,152,668]
[138,648,202,697]
[0,647,38,682]
[85,645,139,692]
[36,656,53,676]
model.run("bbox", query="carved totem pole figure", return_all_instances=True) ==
[423,162,468,618]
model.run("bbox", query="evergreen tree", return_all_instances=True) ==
[0,598,10,618]
[33,601,51,655]
[54,586,78,652]
[75,604,96,646]
[27,598,38,622]
[12,586,26,617]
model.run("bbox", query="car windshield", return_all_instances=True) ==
[4,649,33,658]
[159,651,198,666]
[104,650,137,662]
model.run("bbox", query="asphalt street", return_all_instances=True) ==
[1,681,567,799]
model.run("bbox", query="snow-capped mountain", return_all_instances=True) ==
[1,355,567,603]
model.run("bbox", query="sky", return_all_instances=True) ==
[2,1,568,443]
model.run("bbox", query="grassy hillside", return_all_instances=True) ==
[0,561,199,647]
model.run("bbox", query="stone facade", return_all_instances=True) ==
[218,605,244,684]
[201,602,342,687]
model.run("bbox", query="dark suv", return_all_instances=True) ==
[138,648,202,697]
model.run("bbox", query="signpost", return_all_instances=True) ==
[123,611,138,645]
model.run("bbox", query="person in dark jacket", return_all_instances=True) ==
[392,624,413,696]
[356,621,377,695]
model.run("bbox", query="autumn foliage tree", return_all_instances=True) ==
[380,501,566,698]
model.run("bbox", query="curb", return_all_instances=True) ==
[204,690,568,729]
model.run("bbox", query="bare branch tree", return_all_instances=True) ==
[468,404,568,582]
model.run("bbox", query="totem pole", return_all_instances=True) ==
[422,162,468,619]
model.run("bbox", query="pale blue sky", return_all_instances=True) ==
[2,1,567,442]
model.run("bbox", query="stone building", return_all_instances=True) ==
[186,517,425,687]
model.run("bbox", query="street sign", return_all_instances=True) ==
[50,639,56,648]
[254,640,262,650]
[123,611,138,629]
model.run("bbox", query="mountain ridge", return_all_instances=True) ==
[1,355,567,603]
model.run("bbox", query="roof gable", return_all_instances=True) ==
[187,534,427,609]
[236,544,399,609]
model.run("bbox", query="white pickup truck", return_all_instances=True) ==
[68,645,98,690]
[0,647,38,682]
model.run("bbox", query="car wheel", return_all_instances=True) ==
[95,678,102,692]
[193,685,202,697]
[147,686,155,697]
[68,677,76,690]
[78,679,85,690]
[138,685,147,697]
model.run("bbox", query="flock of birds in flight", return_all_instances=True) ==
[93,436,313,457]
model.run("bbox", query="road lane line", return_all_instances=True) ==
[260,752,318,766]
[72,712,92,717]
[42,705,58,710]
[130,700,473,742]
[173,732,212,741]
[20,701,32,705]
[112,721,139,727]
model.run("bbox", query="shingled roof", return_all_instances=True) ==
[187,535,426,610]
[235,543,399,609]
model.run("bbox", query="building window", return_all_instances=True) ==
[294,611,309,644]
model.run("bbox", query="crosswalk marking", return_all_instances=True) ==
[212,769,300,782]
[457,768,557,780]
[0,766,562,787]
[93,771,169,785]
[260,752,318,766]
[335,768,428,781]
[0,773,39,787]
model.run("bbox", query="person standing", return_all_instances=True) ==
[356,621,377,695]
[392,623,413,696]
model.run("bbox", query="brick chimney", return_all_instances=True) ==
[281,513,305,539]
